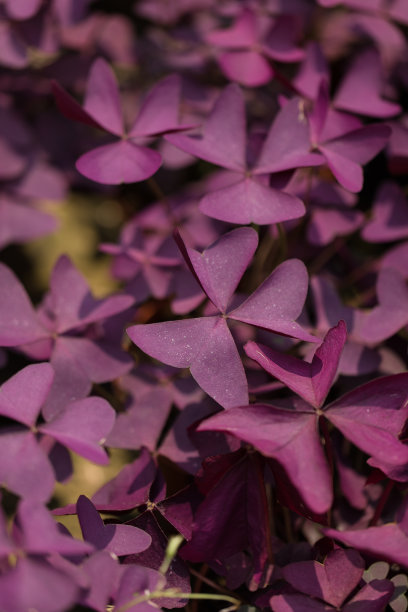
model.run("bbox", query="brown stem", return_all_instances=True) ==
[320,416,334,527]
[253,454,274,565]
[188,567,237,598]
[191,564,208,612]
[369,480,394,527]
[308,237,346,276]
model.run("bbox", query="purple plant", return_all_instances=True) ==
[0,1,408,610]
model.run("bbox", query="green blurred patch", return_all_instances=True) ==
[24,193,124,296]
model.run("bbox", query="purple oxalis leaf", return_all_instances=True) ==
[128,228,315,408]
[282,548,365,608]
[324,498,408,568]
[245,320,347,409]
[76,496,151,556]
[334,48,401,118]
[198,324,408,512]
[168,87,313,224]
[53,59,190,184]
[39,396,115,465]
[0,558,79,612]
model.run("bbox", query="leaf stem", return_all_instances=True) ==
[116,589,241,612]
[370,480,394,527]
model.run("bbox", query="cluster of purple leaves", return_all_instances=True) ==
[1,0,408,611]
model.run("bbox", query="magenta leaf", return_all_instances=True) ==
[105,387,172,451]
[0,558,78,612]
[16,500,93,556]
[83,58,123,136]
[334,48,401,118]
[362,181,408,243]
[184,226,258,312]
[76,496,151,556]
[180,450,271,588]
[48,255,134,334]
[228,258,317,342]
[198,404,332,514]
[0,431,55,501]
[354,268,408,345]
[0,263,46,346]
[344,580,394,612]
[325,373,408,471]
[199,177,305,225]
[76,140,163,185]
[255,97,324,174]
[128,316,248,409]
[39,397,115,465]
[166,83,246,172]
[283,549,365,608]
[245,321,347,409]
[129,74,188,138]
[89,448,162,513]
[324,523,408,568]
[0,363,54,427]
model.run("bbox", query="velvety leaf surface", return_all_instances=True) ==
[113,564,164,612]
[0,431,55,501]
[282,549,365,608]
[344,579,394,612]
[324,524,408,568]
[77,496,151,556]
[105,386,172,450]
[218,50,274,87]
[83,58,123,136]
[166,84,247,172]
[334,48,401,118]
[0,558,78,612]
[245,321,346,409]
[256,97,324,174]
[325,373,408,468]
[48,255,134,333]
[229,259,317,342]
[180,451,270,587]
[185,227,258,312]
[16,500,93,556]
[76,140,163,185]
[320,125,391,192]
[198,405,332,513]
[0,363,54,427]
[51,81,104,131]
[199,177,305,225]
[39,397,115,465]
[54,336,133,385]
[0,198,58,249]
[90,448,162,512]
[354,268,408,344]
[130,74,185,137]
[362,182,408,243]
[0,263,46,346]
[128,316,249,409]
[81,551,122,612]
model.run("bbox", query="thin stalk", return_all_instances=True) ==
[116,589,241,612]
[276,222,288,264]
[189,567,236,599]
[191,564,208,612]
[282,506,294,544]
[369,480,394,527]
[253,454,274,565]
[308,237,345,276]
[320,416,334,527]
[147,176,167,202]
